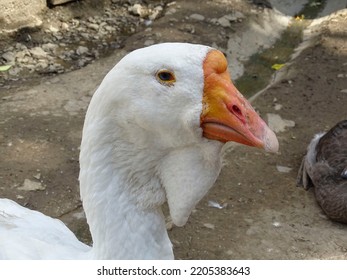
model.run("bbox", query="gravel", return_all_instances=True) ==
[0,1,166,86]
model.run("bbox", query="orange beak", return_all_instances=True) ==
[201,50,279,153]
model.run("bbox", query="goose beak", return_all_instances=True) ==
[200,50,279,153]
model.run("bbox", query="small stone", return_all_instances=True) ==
[88,23,99,31]
[218,16,231,27]
[29,47,48,59]
[190,13,205,21]
[36,61,49,70]
[267,113,295,133]
[42,43,58,52]
[272,221,281,228]
[340,89,347,93]
[165,7,177,15]
[2,52,15,63]
[149,6,163,21]
[76,46,89,55]
[48,26,59,33]
[274,104,283,110]
[144,39,155,46]
[15,43,27,50]
[61,22,69,30]
[8,67,20,76]
[80,33,90,40]
[203,223,215,229]
[128,4,150,18]
[104,25,115,32]
[276,165,292,173]
[18,179,45,191]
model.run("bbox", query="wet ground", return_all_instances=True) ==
[1,0,347,259]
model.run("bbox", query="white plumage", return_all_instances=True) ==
[0,43,278,259]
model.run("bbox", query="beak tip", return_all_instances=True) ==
[263,128,279,153]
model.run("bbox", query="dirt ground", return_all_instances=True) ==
[1,1,347,259]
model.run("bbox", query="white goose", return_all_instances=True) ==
[0,43,278,259]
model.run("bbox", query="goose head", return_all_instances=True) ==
[84,43,278,151]
[80,43,278,230]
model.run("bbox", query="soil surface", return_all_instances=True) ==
[1,0,347,259]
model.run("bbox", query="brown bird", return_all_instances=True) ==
[297,120,347,224]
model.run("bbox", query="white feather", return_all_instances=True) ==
[0,43,226,259]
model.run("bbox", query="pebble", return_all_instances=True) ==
[217,16,231,27]
[0,2,162,82]
[29,47,48,59]
[18,179,46,191]
[190,13,205,21]
[203,223,215,229]
[276,165,292,173]
[266,113,295,133]
[2,52,15,63]
[149,6,163,21]
[144,39,155,46]
[274,104,283,110]
[42,43,58,52]
[272,221,282,228]
[76,46,89,55]
[87,23,99,31]
[129,4,150,18]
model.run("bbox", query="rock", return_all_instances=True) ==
[272,221,281,228]
[203,223,215,229]
[76,46,89,55]
[0,0,45,30]
[2,52,15,63]
[266,113,295,133]
[8,67,21,76]
[190,13,205,21]
[233,11,245,20]
[274,104,283,111]
[33,173,41,180]
[144,39,155,46]
[29,47,48,59]
[87,23,99,31]
[165,8,177,15]
[15,43,27,51]
[340,89,347,93]
[36,61,49,70]
[61,22,69,30]
[208,200,227,209]
[42,43,58,52]
[128,4,150,18]
[276,165,292,173]
[218,16,231,27]
[18,179,45,191]
[149,6,163,21]
[48,25,59,33]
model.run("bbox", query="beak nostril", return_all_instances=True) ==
[232,105,242,116]
[230,104,246,124]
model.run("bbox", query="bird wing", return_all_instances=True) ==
[297,120,347,223]
[315,120,347,175]
[297,120,347,189]
[0,199,90,259]
[296,132,325,189]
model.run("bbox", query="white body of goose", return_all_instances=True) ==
[0,43,278,259]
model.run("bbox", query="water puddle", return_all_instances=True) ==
[235,0,327,98]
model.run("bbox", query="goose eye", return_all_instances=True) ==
[156,70,176,85]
